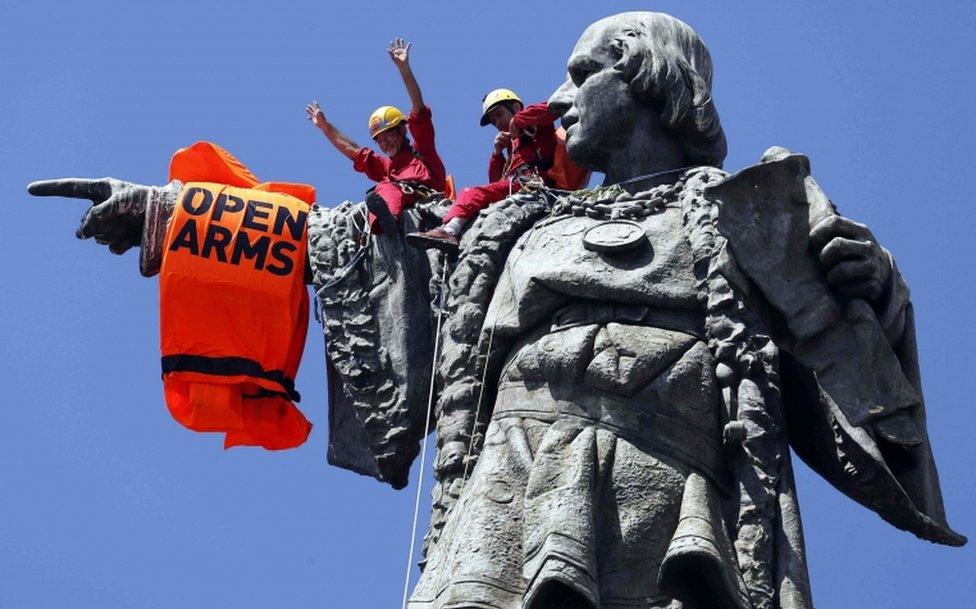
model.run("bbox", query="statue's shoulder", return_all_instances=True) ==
[703,146,817,204]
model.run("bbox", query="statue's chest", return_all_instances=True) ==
[504,205,699,307]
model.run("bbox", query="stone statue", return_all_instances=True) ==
[28,11,964,609]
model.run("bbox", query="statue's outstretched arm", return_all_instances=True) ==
[28,176,442,490]
[27,177,182,276]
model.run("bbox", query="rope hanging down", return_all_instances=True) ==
[401,256,449,609]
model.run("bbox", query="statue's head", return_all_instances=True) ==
[548,12,727,174]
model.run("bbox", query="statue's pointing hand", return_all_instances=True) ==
[810,214,892,304]
[28,177,156,255]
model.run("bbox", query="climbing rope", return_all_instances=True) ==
[400,256,449,609]
[539,165,693,197]
[314,204,373,296]
[614,165,693,187]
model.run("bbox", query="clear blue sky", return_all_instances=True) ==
[2,2,974,607]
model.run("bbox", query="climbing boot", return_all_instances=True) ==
[365,191,398,235]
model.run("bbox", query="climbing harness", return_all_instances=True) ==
[393,179,440,198]
[507,165,547,196]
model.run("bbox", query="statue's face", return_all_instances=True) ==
[548,18,644,172]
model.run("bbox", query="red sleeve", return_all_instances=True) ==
[407,105,447,184]
[352,147,390,182]
[407,105,436,158]
[511,102,558,131]
[488,151,506,182]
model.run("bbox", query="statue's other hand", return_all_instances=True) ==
[810,214,892,304]
[28,178,152,255]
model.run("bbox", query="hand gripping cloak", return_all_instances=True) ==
[708,150,964,548]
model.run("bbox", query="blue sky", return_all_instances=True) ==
[2,2,974,607]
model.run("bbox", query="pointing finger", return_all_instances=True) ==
[28,178,111,201]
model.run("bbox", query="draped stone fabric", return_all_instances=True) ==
[310,161,963,609]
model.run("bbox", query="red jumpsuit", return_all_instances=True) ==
[353,105,447,226]
[443,103,558,223]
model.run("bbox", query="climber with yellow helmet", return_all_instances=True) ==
[306,37,447,232]
[407,88,559,252]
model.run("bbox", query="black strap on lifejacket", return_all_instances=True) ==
[161,354,301,402]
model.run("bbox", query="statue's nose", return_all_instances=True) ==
[547,79,576,117]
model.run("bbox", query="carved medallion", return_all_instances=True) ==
[582,220,648,253]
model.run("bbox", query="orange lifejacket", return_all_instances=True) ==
[159,142,314,450]
[544,127,591,191]
[169,140,316,204]
[443,174,457,201]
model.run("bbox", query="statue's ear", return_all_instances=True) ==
[616,32,715,138]
[612,29,685,125]
[611,29,643,83]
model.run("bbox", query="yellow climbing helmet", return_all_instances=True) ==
[480,88,523,126]
[368,105,407,139]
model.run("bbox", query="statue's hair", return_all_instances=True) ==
[610,12,727,167]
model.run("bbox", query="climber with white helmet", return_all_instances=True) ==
[407,87,559,252]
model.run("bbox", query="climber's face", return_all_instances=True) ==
[376,126,408,157]
[486,103,520,132]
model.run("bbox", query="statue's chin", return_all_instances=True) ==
[565,132,607,174]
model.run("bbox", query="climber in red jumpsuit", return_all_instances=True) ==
[407,88,557,252]
[306,37,446,232]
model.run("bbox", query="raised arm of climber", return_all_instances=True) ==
[306,37,447,232]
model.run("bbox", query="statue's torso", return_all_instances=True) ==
[413,202,733,608]
[486,203,724,485]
